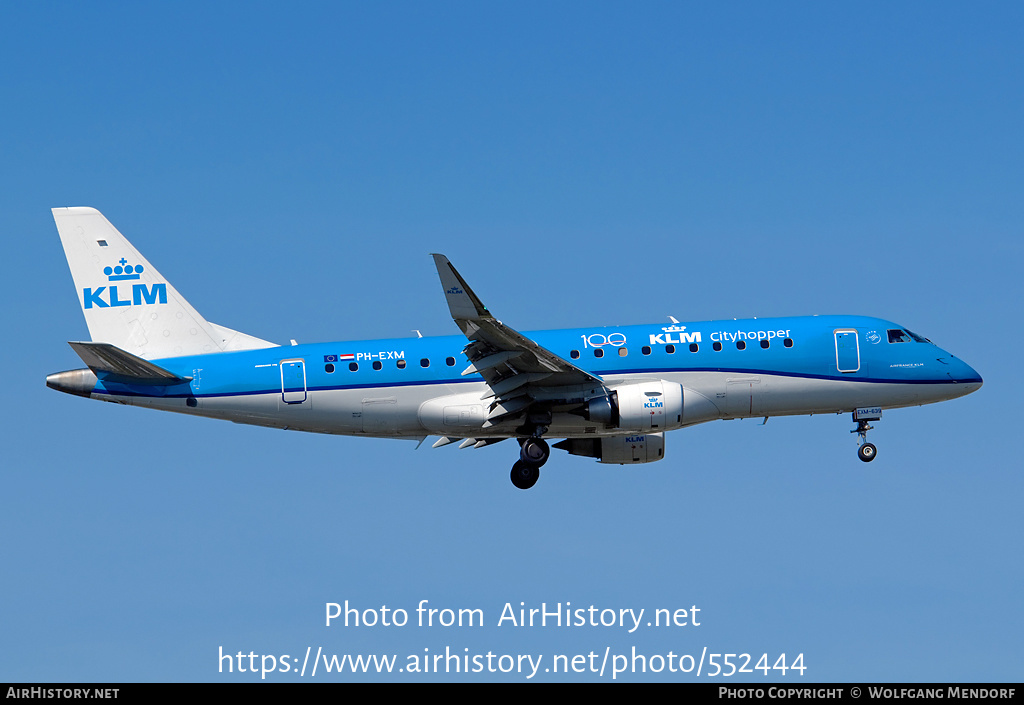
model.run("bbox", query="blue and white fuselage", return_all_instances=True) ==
[81,316,980,434]
[46,208,982,489]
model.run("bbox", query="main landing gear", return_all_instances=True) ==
[851,408,882,463]
[510,433,550,490]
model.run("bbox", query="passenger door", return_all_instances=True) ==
[280,359,307,403]
[834,330,860,373]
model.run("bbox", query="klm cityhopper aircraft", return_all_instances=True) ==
[48,207,983,489]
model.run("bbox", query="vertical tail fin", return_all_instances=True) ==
[52,207,275,359]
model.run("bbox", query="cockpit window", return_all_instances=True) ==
[889,328,930,343]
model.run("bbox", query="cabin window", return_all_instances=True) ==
[689,343,698,353]
[372,361,382,370]
[594,348,604,358]
[713,341,722,352]
[420,358,430,368]
[570,349,580,359]
[618,347,628,357]
[736,340,746,350]
[446,356,456,366]
[641,346,651,356]
[666,344,676,354]
[349,362,359,371]
[783,338,793,348]
[760,339,770,349]
[397,359,406,369]
[325,363,335,373]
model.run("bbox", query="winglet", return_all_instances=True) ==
[431,254,490,322]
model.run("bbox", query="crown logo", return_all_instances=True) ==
[662,324,687,333]
[103,258,144,281]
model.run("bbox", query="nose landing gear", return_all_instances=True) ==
[851,408,882,463]
[857,441,877,462]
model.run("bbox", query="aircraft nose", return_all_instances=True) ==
[949,356,983,390]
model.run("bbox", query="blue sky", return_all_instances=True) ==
[2,2,1021,682]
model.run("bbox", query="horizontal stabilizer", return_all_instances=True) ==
[68,341,192,386]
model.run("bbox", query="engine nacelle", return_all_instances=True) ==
[578,381,684,433]
[554,433,665,464]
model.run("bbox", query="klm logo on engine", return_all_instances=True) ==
[643,397,664,409]
[83,259,167,309]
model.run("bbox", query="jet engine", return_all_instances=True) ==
[554,433,665,464]
[574,381,684,433]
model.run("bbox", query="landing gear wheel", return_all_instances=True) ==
[858,443,877,462]
[851,413,879,463]
[510,461,540,490]
[520,437,550,467]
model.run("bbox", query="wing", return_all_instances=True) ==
[431,254,603,429]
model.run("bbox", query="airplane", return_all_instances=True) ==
[47,207,983,489]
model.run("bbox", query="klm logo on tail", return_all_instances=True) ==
[83,259,167,309]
